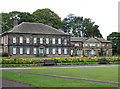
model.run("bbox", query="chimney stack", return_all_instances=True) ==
[13,17,18,26]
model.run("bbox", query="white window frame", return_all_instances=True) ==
[75,43,79,46]
[13,48,16,54]
[26,37,30,43]
[20,37,23,43]
[46,38,49,44]
[64,39,67,45]
[40,38,43,44]
[13,37,16,43]
[52,48,55,54]
[33,48,37,54]
[20,48,23,54]
[52,38,55,44]
[97,43,100,46]
[27,48,30,54]
[33,38,37,44]
[58,48,61,54]
[64,48,67,54]
[46,48,49,54]
[85,43,88,46]
[58,38,61,44]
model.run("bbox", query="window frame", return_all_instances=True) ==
[20,36,23,43]
[13,48,16,54]
[20,48,23,54]
[13,37,16,43]
[26,48,30,54]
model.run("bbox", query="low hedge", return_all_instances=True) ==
[0,57,120,64]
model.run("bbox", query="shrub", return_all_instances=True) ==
[1,57,120,64]
[2,52,8,57]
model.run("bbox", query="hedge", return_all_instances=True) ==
[0,57,120,64]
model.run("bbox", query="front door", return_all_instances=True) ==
[39,48,43,56]
[87,51,90,57]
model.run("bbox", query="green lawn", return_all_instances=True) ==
[2,70,118,87]
[11,66,118,82]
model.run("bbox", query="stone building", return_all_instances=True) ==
[0,22,71,57]
[71,37,112,57]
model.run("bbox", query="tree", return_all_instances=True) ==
[32,8,62,29]
[1,11,35,33]
[61,14,102,38]
[107,32,120,56]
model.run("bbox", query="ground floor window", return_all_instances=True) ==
[20,48,23,54]
[58,48,61,54]
[27,48,30,54]
[46,48,49,54]
[33,48,37,54]
[64,48,67,54]
[13,48,16,54]
[52,48,55,54]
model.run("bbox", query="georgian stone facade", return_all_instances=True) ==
[71,37,112,57]
[0,22,71,57]
[0,22,112,57]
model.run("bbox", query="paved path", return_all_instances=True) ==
[3,70,120,85]
[1,78,33,87]
[1,64,119,70]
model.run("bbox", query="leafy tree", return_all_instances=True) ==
[1,11,35,33]
[61,14,102,38]
[107,32,120,56]
[32,8,61,29]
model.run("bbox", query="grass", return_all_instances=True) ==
[2,70,118,87]
[11,66,118,82]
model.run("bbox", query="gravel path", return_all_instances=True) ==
[1,78,33,87]
[1,64,119,70]
[3,70,120,85]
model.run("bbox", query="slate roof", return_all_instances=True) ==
[5,22,69,35]
[95,38,111,43]
[71,37,87,42]
[71,37,111,43]
[84,37,100,43]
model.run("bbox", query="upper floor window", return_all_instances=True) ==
[52,48,55,54]
[58,38,61,44]
[102,44,105,46]
[33,48,37,54]
[58,48,61,54]
[26,37,30,43]
[75,43,79,46]
[13,37,16,43]
[46,38,49,44]
[64,39,67,45]
[40,38,43,44]
[33,38,37,44]
[20,37,23,43]
[52,38,55,44]
[20,48,23,54]
[46,48,49,54]
[85,43,88,46]
[13,48,16,54]
[90,43,95,46]
[64,48,67,54]
[27,48,30,54]
[97,43,100,46]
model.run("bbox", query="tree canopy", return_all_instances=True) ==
[32,8,61,29]
[61,14,102,37]
[1,8,102,38]
[107,32,120,56]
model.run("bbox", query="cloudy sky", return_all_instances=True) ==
[0,0,119,39]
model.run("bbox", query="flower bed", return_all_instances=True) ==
[0,57,120,64]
